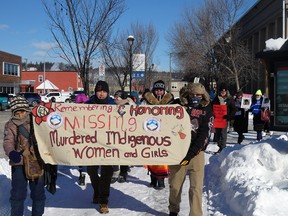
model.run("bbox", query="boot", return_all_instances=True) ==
[118,172,127,183]
[149,175,157,188]
[78,173,86,186]
[157,178,165,189]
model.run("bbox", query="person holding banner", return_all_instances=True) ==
[212,83,236,154]
[3,96,46,216]
[111,90,135,183]
[250,89,265,141]
[85,80,114,214]
[233,90,249,144]
[141,80,174,189]
[168,82,214,216]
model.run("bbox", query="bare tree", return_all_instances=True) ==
[101,22,158,92]
[168,0,256,91]
[42,0,125,94]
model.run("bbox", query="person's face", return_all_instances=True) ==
[14,110,29,119]
[220,90,227,96]
[96,91,108,99]
[154,89,164,97]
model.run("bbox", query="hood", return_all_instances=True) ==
[179,83,210,107]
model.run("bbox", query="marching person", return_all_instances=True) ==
[233,90,249,144]
[250,89,265,141]
[212,83,236,153]
[141,80,174,189]
[86,80,114,214]
[168,82,214,216]
[111,90,135,183]
[3,96,46,216]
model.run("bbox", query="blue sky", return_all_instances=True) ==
[0,0,256,72]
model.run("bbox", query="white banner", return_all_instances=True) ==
[31,103,191,166]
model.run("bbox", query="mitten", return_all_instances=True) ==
[9,150,23,163]
[180,155,193,166]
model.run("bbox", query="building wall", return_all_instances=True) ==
[21,71,83,95]
[238,0,288,95]
[0,51,21,93]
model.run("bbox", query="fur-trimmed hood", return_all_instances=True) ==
[143,92,174,105]
[179,83,210,107]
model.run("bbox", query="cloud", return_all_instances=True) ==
[0,24,9,30]
[31,41,58,50]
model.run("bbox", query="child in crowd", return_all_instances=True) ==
[3,96,46,216]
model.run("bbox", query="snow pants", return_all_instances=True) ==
[168,151,204,216]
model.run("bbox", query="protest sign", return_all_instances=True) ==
[262,96,270,108]
[32,102,191,166]
[212,104,227,128]
[241,94,252,109]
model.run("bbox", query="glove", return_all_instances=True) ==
[180,155,192,166]
[9,150,23,163]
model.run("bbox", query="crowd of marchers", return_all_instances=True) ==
[2,78,271,216]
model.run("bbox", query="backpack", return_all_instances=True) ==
[261,109,270,122]
[18,124,44,181]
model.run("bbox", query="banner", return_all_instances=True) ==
[212,104,227,128]
[31,103,191,166]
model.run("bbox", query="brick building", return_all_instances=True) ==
[0,51,21,94]
[21,70,83,95]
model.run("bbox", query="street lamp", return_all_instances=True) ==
[127,35,134,94]
[169,53,173,92]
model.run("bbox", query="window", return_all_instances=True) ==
[3,62,20,76]
[39,75,43,82]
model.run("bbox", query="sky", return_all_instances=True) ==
[0,0,257,72]
[1,112,288,215]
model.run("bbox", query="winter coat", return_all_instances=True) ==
[141,91,174,105]
[250,96,264,131]
[212,92,236,121]
[3,115,31,166]
[177,84,214,160]
[233,97,248,134]
[75,93,89,103]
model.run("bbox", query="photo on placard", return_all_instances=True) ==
[262,96,270,108]
[241,94,252,109]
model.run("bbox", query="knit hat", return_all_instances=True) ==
[190,83,206,95]
[10,96,30,113]
[94,80,109,94]
[218,83,228,92]
[255,89,262,96]
[114,90,123,98]
[153,80,165,91]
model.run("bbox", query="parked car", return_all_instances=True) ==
[70,90,85,103]
[17,92,41,107]
[0,92,9,111]
[41,91,72,103]
[7,93,16,109]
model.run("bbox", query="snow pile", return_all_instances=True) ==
[264,37,287,51]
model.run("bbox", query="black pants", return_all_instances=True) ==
[214,127,227,149]
[87,165,113,204]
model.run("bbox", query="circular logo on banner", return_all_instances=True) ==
[47,112,63,129]
[143,117,161,132]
